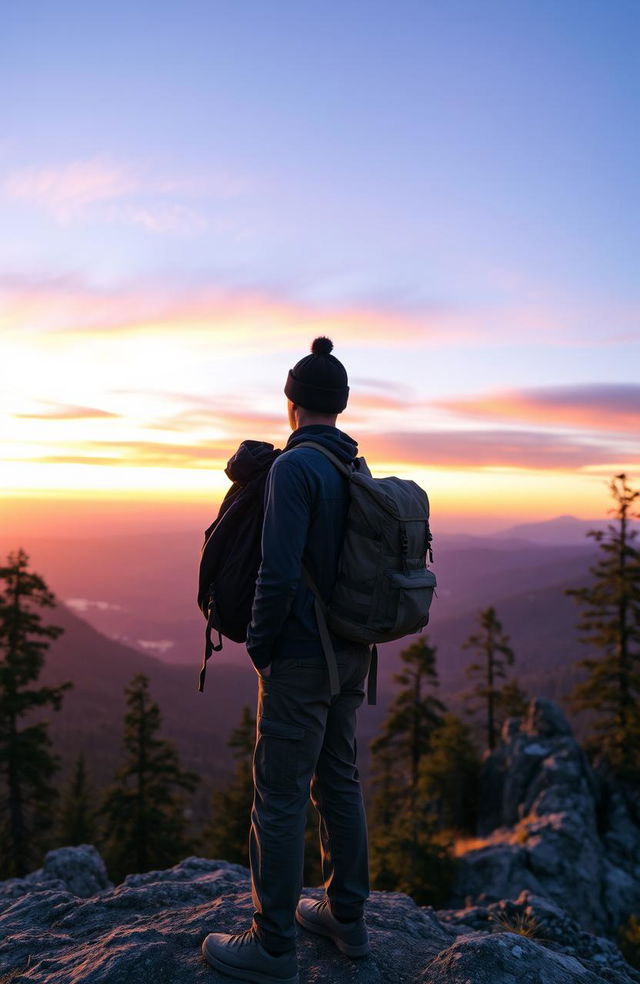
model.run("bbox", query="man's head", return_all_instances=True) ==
[285,337,349,431]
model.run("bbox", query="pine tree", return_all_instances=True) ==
[418,713,481,834]
[498,678,529,720]
[204,705,255,865]
[369,637,452,905]
[368,743,408,891]
[372,638,445,800]
[100,673,200,882]
[369,804,455,907]
[566,474,640,782]
[462,606,517,750]
[57,753,95,846]
[0,549,72,877]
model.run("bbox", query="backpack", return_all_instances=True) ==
[197,441,280,692]
[294,441,436,705]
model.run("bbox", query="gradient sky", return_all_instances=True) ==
[2,0,639,534]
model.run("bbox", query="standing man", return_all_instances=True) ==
[202,337,371,984]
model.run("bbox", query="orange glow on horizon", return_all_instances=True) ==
[1,458,633,543]
[2,283,636,540]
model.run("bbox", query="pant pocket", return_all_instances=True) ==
[255,717,306,793]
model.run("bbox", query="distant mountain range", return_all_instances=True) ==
[1,514,608,801]
[0,516,599,670]
[496,514,609,545]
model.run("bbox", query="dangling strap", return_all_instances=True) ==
[198,603,223,693]
[302,566,378,705]
[367,644,378,706]
[302,567,340,697]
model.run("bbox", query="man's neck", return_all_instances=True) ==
[295,413,338,429]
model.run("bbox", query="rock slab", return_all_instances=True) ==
[1,846,639,984]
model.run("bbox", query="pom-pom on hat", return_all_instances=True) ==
[284,337,349,413]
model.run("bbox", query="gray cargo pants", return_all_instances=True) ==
[249,648,371,954]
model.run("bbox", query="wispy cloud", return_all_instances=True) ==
[351,378,414,397]
[437,384,640,435]
[15,402,119,420]
[367,429,639,471]
[3,159,137,222]
[8,427,638,474]
[1,157,248,233]
[0,274,444,345]
[114,202,207,235]
[151,391,417,436]
[14,439,233,469]
[151,405,285,434]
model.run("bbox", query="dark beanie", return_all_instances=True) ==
[284,337,349,413]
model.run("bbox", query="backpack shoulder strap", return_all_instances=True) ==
[295,442,377,705]
[291,441,353,479]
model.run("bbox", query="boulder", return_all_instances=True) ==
[0,844,111,906]
[0,847,638,984]
[456,698,640,935]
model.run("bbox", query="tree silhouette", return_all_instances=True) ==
[57,753,96,847]
[100,673,200,882]
[372,638,445,801]
[204,705,255,865]
[462,606,517,750]
[0,549,71,877]
[369,637,452,905]
[418,713,480,834]
[566,473,640,783]
[499,678,529,721]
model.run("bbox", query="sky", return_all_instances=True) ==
[1,0,639,537]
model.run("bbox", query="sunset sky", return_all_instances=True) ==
[2,1,639,536]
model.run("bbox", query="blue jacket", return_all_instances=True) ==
[246,424,367,669]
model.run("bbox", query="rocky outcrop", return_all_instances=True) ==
[455,698,640,936]
[0,845,112,902]
[1,846,639,983]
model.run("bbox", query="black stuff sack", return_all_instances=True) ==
[197,440,281,691]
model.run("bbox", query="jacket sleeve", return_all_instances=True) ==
[246,454,311,667]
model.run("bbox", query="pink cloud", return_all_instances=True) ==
[437,384,640,435]
[10,426,638,475]
[0,274,443,345]
[2,158,250,230]
[116,203,207,235]
[151,406,285,434]
[9,439,232,469]
[3,159,137,222]
[15,402,119,420]
[367,429,639,471]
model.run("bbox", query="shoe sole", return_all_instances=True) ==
[295,910,370,958]
[201,937,299,984]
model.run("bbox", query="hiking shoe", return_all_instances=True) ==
[295,897,369,958]
[201,928,299,984]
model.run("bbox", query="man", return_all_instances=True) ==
[202,337,371,984]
